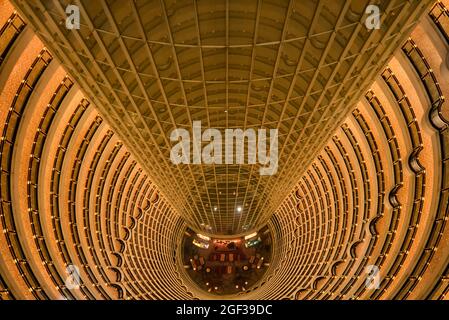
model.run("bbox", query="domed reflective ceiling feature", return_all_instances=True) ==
[182,226,272,296]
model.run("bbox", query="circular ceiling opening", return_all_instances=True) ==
[182,226,272,296]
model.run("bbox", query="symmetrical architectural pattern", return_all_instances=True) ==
[0,0,448,300]
[9,0,434,234]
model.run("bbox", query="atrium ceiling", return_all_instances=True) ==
[11,0,433,234]
[1,0,449,300]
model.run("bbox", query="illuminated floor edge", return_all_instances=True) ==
[0,0,448,300]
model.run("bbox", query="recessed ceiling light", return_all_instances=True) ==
[237,206,242,213]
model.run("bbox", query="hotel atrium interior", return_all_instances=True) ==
[0,0,449,300]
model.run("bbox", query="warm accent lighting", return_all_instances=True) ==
[244,232,258,240]
[196,233,210,241]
